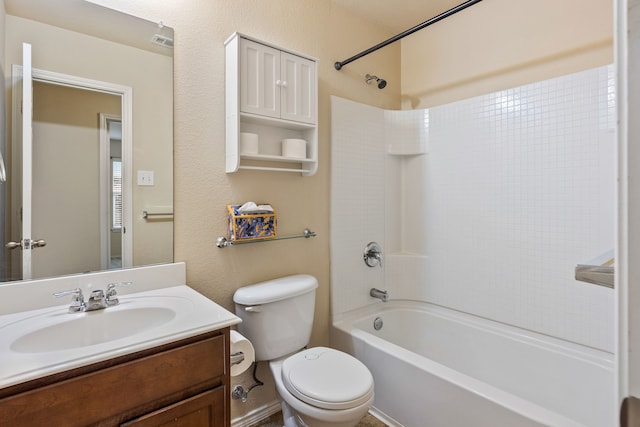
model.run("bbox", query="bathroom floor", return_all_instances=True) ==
[252,412,387,427]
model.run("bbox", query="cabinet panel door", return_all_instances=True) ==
[240,38,280,119]
[280,52,316,124]
[121,388,225,427]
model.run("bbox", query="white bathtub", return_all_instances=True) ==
[331,301,615,427]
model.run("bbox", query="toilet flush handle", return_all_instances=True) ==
[244,305,261,313]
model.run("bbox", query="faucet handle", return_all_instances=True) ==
[105,281,132,306]
[53,288,86,312]
[106,281,132,291]
[364,242,383,268]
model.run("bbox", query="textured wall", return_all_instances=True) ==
[93,0,399,310]
[401,0,613,108]
[88,0,401,421]
[78,0,615,421]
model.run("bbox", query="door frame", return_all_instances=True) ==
[11,65,133,275]
[99,113,122,270]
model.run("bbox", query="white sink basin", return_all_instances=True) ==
[11,306,178,353]
[0,284,241,389]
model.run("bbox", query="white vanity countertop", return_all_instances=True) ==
[0,284,241,389]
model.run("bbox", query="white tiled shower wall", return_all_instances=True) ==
[330,100,387,316]
[330,65,615,352]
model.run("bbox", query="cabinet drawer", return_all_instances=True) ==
[121,387,225,427]
[0,334,225,427]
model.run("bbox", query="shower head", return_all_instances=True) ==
[365,74,387,89]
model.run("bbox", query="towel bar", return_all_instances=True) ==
[142,210,174,219]
[216,228,316,248]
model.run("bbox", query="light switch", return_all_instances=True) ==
[137,170,154,186]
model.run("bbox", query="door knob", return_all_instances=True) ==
[5,241,21,250]
[5,239,47,250]
[31,239,47,248]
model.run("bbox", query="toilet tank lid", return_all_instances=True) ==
[233,274,318,305]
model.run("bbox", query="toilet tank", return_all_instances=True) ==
[233,275,318,361]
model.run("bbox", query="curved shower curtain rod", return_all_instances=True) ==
[334,0,484,71]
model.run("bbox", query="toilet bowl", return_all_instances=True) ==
[271,347,374,427]
[233,275,375,427]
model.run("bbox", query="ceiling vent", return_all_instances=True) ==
[151,34,174,48]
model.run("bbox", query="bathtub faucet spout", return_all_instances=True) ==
[370,288,389,302]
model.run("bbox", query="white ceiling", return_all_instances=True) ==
[333,0,470,33]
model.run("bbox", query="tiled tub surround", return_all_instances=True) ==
[330,65,616,425]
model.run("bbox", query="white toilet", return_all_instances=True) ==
[233,274,374,427]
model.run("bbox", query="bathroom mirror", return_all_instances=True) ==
[0,0,173,283]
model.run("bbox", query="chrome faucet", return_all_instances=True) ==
[54,282,132,313]
[364,242,383,268]
[370,288,389,302]
[86,289,107,311]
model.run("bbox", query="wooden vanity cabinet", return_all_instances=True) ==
[0,328,230,427]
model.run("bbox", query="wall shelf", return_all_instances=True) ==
[240,153,316,164]
[216,228,316,248]
[239,112,316,130]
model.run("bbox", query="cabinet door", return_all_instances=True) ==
[240,38,280,119]
[121,388,225,427]
[280,52,316,124]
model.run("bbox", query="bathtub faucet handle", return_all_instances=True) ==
[364,242,383,268]
[370,288,389,302]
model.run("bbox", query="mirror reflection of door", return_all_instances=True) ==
[8,55,134,282]
[31,82,121,279]
[1,2,173,284]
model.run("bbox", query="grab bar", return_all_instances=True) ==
[575,264,614,288]
[575,250,614,288]
[142,210,174,219]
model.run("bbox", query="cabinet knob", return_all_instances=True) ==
[281,80,288,88]
[276,79,281,86]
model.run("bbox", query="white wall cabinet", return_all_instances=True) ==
[240,38,315,125]
[225,33,318,175]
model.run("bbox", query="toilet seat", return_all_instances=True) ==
[281,347,374,410]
